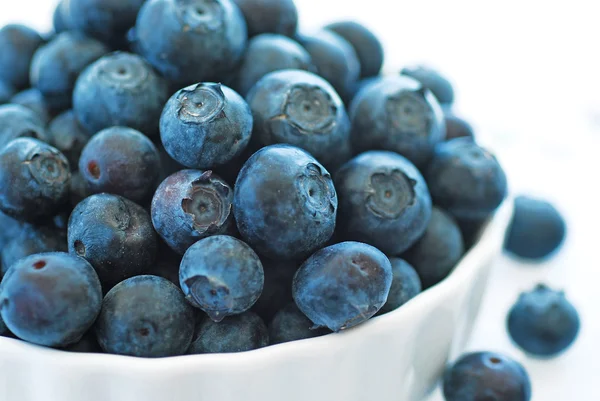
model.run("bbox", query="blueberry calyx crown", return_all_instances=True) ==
[27,147,70,186]
[385,92,432,136]
[281,85,337,134]
[181,171,232,234]
[297,163,337,217]
[366,169,416,219]
[177,83,227,124]
[175,0,225,33]
[98,52,149,89]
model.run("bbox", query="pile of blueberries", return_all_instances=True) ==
[0,0,581,400]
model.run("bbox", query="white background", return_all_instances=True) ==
[2,1,599,400]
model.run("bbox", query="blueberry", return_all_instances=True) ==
[443,352,532,401]
[79,127,161,203]
[0,138,70,222]
[0,104,50,148]
[234,34,312,96]
[350,75,446,168]
[325,21,383,79]
[293,241,392,332]
[444,110,475,141]
[269,303,330,344]
[146,241,182,286]
[179,235,264,322]
[1,225,67,277]
[457,216,488,250]
[334,151,432,255]
[61,331,103,353]
[0,314,8,336]
[135,0,247,86]
[29,32,109,112]
[73,52,169,137]
[376,258,421,315]
[234,145,337,260]
[69,171,91,208]
[401,65,455,106]
[48,110,91,169]
[95,275,195,357]
[10,88,52,124]
[151,170,234,254]
[0,81,15,104]
[160,83,253,169]
[67,0,146,46]
[246,70,351,169]
[0,252,102,347]
[232,0,298,37]
[426,138,508,220]
[53,1,72,34]
[504,196,566,260]
[67,193,157,289]
[188,311,268,354]
[0,25,44,89]
[507,284,579,357]
[0,212,24,251]
[251,258,298,323]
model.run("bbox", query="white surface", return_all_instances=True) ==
[1,1,600,400]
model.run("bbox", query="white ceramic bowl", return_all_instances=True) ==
[0,201,512,401]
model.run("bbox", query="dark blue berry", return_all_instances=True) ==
[10,88,52,124]
[234,145,337,260]
[146,241,182,286]
[251,258,298,323]
[48,110,91,170]
[269,303,330,344]
[95,275,195,357]
[0,81,15,104]
[233,0,298,37]
[53,1,72,34]
[0,314,8,336]
[0,25,44,89]
[0,104,50,148]
[61,331,103,353]
[0,252,102,347]
[401,65,455,106]
[445,110,475,141]
[292,241,392,332]
[376,258,421,315]
[68,171,91,209]
[179,235,264,322]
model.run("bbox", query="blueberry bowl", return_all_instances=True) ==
[0,200,512,401]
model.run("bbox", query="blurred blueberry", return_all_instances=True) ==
[233,0,298,37]
[444,110,475,141]
[401,65,455,106]
[0,25,44,89]
[48,110,91,170]
[10,88,52,124]
[0,104,50,148]
[0,81,15,104]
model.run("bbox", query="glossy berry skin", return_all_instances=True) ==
[401,65,455,106]
[1,225,67,277]
[235,34,312,96]
[251,258,298,323]
[0,138,70,222]
[233,0,298,37]
[179,235,264,322]
[188,311,268,354]
[246,70,351,170]
[445,110,475,141]
[269,303,330,344]
[30,32,109,112]
[160,83,253,169]
[0,252,102,347]
[48,110,91,169]
[377,258,421,315]
[443,352,531,401]
[67,194,157,289]
[507,284,580,357]
[135,0,247,86]
[426,138,508,220]
[0,81,15,104]
[10,88,52,124]
[350,75,446,168]
[325,21,383,79]
[95,275,195,357]
[0,104,50,148]
[152,170,234,255]
[79,127,161,203]
[404,207,464,289]
[504,196,566,260]
[0,25,44,89]
[293,242,392,332]
[73,52,169,137]
[234,145,338,260]
[334,151,432,255]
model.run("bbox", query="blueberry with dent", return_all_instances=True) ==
[233,0,298,37]
[48,110,91,169]
[0,25,44,89]
[0,104,50,148]
[269,303,330,344]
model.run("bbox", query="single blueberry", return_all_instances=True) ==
[48,110,91,170]
[179,235,264,322]
[68,171,91,209]
[269,303,330,345]
[246,70,351,170]
[78,127,161,203]
[0,212,24,252]
[152,170,234,255]
[426,138,508,220]
[0,252,102,347]
[160,83,253,169]
[234,34,312,96]
[135,0,247,86]
[251,258,298,323]
[444,110,475,141]
[234,144,338,260]
[0,104,50,148]
[325,21,383,79]
[334,150,432,255]
[0,138,70,222]
[508,284,580,357]
[53,1,72,33]
[403,207,464,289]
[233,0,298,37]
[95,275,195,357]
[10,88,52,124]
[29,32,110,112]
[457,216,488,250]
[504,196,567,260]
[67,193,157,289]
[0,25,44,89]
[376,258,422,315]
[293,241,393,332]
[401,65,455,106]
[188,311,268,354]
[350,75,446,168]
[0,81,15,104]
[443,352,532,401]
[61,331,103,353]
